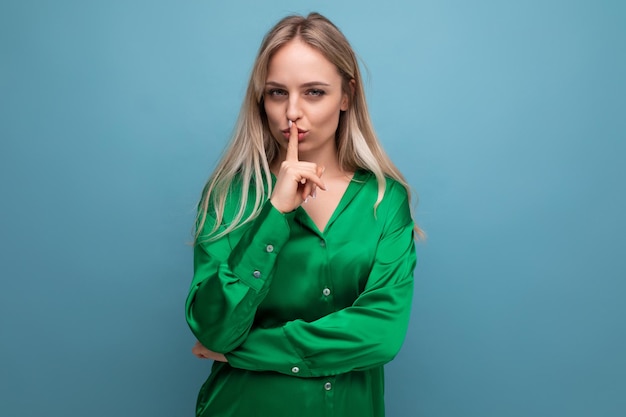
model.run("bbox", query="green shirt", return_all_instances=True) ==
[186,170,417,417]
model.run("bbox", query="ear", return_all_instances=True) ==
[340,79,356,111]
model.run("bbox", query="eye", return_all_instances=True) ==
[306,89,326,97]
[266,88,287,97]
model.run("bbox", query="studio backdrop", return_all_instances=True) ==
[1,1,624,416]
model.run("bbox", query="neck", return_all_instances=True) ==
[301,151,343,176]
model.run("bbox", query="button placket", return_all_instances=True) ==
[322,377,335,415]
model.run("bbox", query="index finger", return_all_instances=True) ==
[286,120,299,161]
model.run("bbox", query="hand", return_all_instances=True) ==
[270,121,326,213]
[192,341,228,362]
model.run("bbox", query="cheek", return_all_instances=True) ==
[264,102,282,126]
[311,102,342,128]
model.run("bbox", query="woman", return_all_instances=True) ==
[186,12,419,417]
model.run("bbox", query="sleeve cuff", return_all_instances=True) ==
[228,200,293,292]
[226,326,311,377]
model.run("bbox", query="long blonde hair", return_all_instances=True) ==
[196,12,419,241]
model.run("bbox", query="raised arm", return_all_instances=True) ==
[187,122,325,353]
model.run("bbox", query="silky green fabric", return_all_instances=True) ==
[186,170,417,417]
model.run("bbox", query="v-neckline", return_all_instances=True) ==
[271,170,368,236]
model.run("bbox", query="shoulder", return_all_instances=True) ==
[358,170,413,231]
[196,173,264,242]
[201,173,261,228]
[221,174,262,222]
[384,176,410,205]
[357,169,410,205]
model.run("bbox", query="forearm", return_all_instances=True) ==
[225,277,414,376]
[186,201,294,353]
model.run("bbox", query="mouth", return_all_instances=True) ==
[281,128,308,141]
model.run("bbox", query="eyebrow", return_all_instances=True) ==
[265,81,331,88]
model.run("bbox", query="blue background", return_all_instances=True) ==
[1,0,624,416]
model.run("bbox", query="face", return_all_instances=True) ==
[263,39,349,161]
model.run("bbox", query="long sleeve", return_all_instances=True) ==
[225,188,417,377]
[185,200,295,353]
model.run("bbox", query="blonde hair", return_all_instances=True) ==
[196,12,421,241]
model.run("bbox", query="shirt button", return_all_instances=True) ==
[322,288,331,296]
[319,240,326,247]
[266,244,274,253]
[324,382,332,391]
[291,366,300,374]
[252,270,261,279]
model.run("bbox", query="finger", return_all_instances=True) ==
[296,170,326,191]
[192,349,206,359]
[312,166,323,199]
[301,181,313,202]
[286,120,299,162]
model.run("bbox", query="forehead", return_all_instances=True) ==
[266,39,342,84]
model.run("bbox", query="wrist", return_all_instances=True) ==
[269,198,292,214]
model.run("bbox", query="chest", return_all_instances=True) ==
[300,175,352,233]
[254,198,383,326]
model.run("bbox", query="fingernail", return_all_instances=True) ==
[304,197,309,204]
[288,120,293,128]
[313,189,317,199]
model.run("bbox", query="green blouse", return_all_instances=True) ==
[186,170,417,417]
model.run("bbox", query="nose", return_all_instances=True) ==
[285,95,302,122]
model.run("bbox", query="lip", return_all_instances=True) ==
[281,128,308,141]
